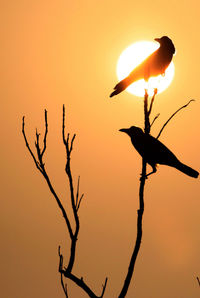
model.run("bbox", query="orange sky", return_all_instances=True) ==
[1,1,200,297]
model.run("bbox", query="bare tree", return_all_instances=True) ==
[22,105,108,298]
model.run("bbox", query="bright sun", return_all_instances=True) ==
[117,41,175,97]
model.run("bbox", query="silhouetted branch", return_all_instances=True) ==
[62,105,79,274]
[157,99,195,139]
[76,176,80,207]
[150,113,160,127]
[118,90,154,298]
[22,117,43,174]
[59,246,69,297]
[197,276,200,287]
[148,88,158,116]
[22,106,108,298]
[41,110,48,157]
[58,244,108,298]
[22,112,74,240]
[77,193,84,211]
[144,89,150,133]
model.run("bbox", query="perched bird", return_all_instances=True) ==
[119,126,199,178]
[110,36,175,98]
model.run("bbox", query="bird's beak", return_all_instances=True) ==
[154,38,160,43]
[119,128,129,134]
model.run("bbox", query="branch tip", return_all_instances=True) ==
[157,99,195,139]
[150,113,160,127]
[100,277,108,297]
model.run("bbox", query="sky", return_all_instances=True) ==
[1,1,200,297]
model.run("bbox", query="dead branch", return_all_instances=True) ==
[157,99,195,139]
[150,113,160,127]
[22,106,108,298]
[148,88,158,116]
[22,117,43,174]
[59,246,69,297]
[62,105,80,274]
[118,90,153,298]
[144,89,150,134]
[22,112,73,239]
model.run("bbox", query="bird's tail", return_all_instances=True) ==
[110,77,130,98]
[175,161,199,178]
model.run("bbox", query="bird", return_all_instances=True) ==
[110,36,175,98]
[119,126,199,178]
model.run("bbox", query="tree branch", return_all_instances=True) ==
[77,193,84,212]
[58,246,69,297]
[144,89,150,134]
[22,112,74,240]
[157,99,195,139]
[22,117,43,174]
[118,97,195,297]
[118,90,154,297]
[148,88,158,116]
[22,106,108,298]
[41,109,48,157]
[150,113,160,127]
[62,105,80,273]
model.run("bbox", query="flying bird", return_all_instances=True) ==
[110,36,175,98]
[119,126,199,178]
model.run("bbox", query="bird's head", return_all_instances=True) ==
[154,36,175,54]
[119,126,144,137]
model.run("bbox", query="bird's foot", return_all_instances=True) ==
[140,174,148,181]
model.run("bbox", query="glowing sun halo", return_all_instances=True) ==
[116,41,175,97]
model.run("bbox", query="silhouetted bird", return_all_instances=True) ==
[119,126,199,178]
[110,36,175,98]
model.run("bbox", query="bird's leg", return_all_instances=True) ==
[145,164,157,178]
[140,161,156,181]
[140,173,148,181]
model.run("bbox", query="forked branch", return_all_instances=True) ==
[22,112,73,239]
[118,90,152,298]
[118,95,196,298]
[22,106,108,298]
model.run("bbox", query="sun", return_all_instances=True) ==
[116,41,175,97]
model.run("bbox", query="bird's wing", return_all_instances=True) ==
[144,135,179,166]
[127,48,160,82]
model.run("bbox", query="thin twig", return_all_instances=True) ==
[22,117,43,174]
[62,105,67,146]
[144,89,150,134]
[197,276,200,287]
[148,88,158,116]
[157,99,195,139]
[70,134,76,153]
[35,129,42,165]
[76,176,80,208]
[41,110,48,157]
[77,193,84,211]
[58,246,69,297]
[150,113,160,127]
[100,278,108,298]
[62,271,108,298]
